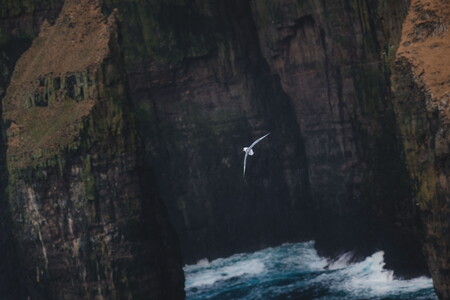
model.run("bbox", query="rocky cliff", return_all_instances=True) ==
[1,0,450,299]
[0,1,65,298]
[250,0,418,268]
[392,0,450,298]
[103,0,315,264]
[105,0,426,277]
[103,0,445,295]
[1,0,184,299]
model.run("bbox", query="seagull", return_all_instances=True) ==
[243,132,270,178]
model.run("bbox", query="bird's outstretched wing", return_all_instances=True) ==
[243,132,270,178]
[249,132,270,149]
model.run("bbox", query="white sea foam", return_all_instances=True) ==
[317,250,435,298]
[185,241,437,299]
[193,258,210,268]
[326,251,355,270]
[185,257,265,288]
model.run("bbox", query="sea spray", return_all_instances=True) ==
[184,242,437,300]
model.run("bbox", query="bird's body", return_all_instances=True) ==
[243,147,254,156]
[242,132,270,178]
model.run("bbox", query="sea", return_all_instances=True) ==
[184,241,437,300]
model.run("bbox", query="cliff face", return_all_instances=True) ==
[1,0,184,299]
[104,0,426,277]
[1,0,450,299]
[101,0,315,262]
[392,0,450,298]
[0,1,65,298]
[249,0,419,266]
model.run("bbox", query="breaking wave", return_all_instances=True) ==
[184,241,437,300]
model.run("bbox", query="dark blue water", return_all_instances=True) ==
[184,241,437,300]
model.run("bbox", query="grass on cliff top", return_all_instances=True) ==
[5,99,95,169]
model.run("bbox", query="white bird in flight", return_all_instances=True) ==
[243,132,270,178]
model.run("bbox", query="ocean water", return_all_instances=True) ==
[184,241,437,300]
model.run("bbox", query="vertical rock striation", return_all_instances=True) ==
[0,1,65,298]
[101,0,315,263]
[249,0,427,275]
[1,0,184,298]
[106,0,428,280]
[392,0,450,297]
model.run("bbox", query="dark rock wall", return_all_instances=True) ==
[0,1,65,298]
[101,0,427,277]
[250,0,426,274]
[101,0,315,263]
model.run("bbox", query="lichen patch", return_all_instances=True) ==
[397,0,450,114]
[2,0,117,168]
